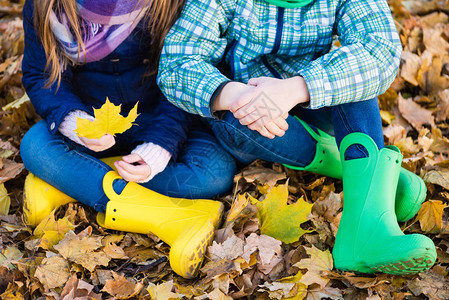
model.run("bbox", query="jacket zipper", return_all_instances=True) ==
[262,7,284,79]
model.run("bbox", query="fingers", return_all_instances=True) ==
[121,153,142,164]
[272,116,289,131]
[264,121,286,137]
[80,134,115,152]
[114,159,152,182]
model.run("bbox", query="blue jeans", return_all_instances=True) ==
[209,98,384,167]
[20,120,237,212]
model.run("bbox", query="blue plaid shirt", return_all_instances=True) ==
[158,0,402,118]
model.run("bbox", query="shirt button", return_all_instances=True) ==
[50,122,55,130]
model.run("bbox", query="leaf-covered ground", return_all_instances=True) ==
[1,0,449,299]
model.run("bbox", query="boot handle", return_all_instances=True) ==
[339,133,379,172]
[103,171,125,202]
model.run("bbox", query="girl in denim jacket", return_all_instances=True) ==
[158,0,437,274]
[20,0,236,278]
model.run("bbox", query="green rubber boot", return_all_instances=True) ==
[284,116,426,222]
[332,133,436,274]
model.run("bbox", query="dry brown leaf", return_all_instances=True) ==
[306,285,343,300]
[102,272,143,299]
[241,233,283,275]
[60,274,102,300]
[34,255,70,290]
[383,124,406,145]
[416,200,447,232]
[207,288,232,300]
[423,168,449,190]
[436,89,449,122]
[209,234,245,261]
[54,231,110,272]
[0,159,23,184]
[423,26,449,56]
[398,94,435,130]
[400,51,421,86]
[103,242,128,260]
[408,270,449,299]
[237,166,286,187]
[417,56,449,95]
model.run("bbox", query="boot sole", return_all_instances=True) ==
[336,247,436,275]
[170,220,215,279]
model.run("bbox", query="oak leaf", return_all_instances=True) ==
[75,98,138,139]
[416,200,447,233]
[254,184,313,244]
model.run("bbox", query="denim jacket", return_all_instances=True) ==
[22,0,191,158]
[158,0,402,118]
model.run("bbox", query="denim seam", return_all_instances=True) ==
[335,105,369,157]
[217,119,313,167]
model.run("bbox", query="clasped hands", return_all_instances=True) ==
[79,135,151,182]
[214,76,310,139]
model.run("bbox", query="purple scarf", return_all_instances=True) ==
[50,0,149,63]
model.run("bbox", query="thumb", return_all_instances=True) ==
[121,153,142,164]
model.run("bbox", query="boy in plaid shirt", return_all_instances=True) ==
[158,0,437,274]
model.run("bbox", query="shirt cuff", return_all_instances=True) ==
[299,62,333,109]
[209,80,232,120]
[131,142,172,183]
[58,110,94,145]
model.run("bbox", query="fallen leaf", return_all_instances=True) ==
[423,168,449,190]
[400,51,421,86]
[0,159,23,184]
[54,231,110,272]
[383,124,406,145]
[242,233,283,274]
[207,288,232,300]
[60,274,102,300]
[417,56,449,95]
[101,272,143,299]
[255,184,313,244]
[75,98,139,139]
[306,285,343,300]
[398,94,435,130]
[436,89,449,122]
[147,280,183,300]
[416,200,447,232]
[33,212,75,250]
[0,183,10,215]
[34,255,70,289]
[209,234,245,262]
[294,246,333,288]
[237,166,286,187]
[0,247,22,270]
[408,269,449,299]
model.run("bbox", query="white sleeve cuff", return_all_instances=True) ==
[132,143,172,183]
[58,110,94,145]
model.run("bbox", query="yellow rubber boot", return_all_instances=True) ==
[97,171,224,279]
[23,173,76,226]
[23,157,122,227]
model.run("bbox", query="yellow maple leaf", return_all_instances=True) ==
[254,184,313,244]
[416,200,447,233]
[294,245,333,288]
[33,211,75,250]
[75,98,139,139]
[147,280,183,300]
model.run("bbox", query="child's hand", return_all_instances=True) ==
[231,76,309,133]
[114,153,152,182]
[80,134,115,152]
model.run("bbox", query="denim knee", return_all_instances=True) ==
[21,121,54,170]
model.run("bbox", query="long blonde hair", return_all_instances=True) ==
[33,0,186,88]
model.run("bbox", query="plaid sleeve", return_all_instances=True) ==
[299,0,402,109]
[157,0,231,118]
